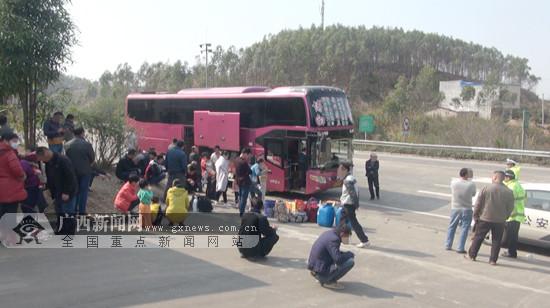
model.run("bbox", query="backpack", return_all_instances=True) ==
[197,196,213,213]
[289,211,308,223]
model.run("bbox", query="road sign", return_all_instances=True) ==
[522,109,530,129]
[358,115,375,134]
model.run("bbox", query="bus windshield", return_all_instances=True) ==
[308,89,354,127]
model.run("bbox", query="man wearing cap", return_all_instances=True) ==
[501,170,526,258]
[506,159,521,181]
[467,171,514,265]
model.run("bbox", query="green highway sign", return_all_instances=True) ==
[359,115,375,134]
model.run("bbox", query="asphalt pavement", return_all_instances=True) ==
[1,152,549,307]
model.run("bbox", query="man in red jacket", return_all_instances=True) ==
[0,132,27,245]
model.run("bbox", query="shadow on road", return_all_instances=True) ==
[338,281,414,299]
[252,256,308,269]
[368,246,435,258]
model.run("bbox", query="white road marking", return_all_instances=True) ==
[417,190,452,198]
[362,201,449,219]
[277,226,550,296]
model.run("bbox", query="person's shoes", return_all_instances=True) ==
[464,254,476,261]
[500,252,517,258]
[369,197,375,200]
[445,247,452,251]
[489,261,497,266]
[376,195,380,200]
[321,282,345,290]
[456,250,467,254]
[357,241,370,248]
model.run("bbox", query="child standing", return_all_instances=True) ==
[137,179,153,227]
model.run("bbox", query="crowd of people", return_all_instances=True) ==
[0,111,531,290]
[445,160,526,265]
[0,112,109,235]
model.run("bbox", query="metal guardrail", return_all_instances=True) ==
[352,139,550,158]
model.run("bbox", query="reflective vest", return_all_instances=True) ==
[505,180,526,223]
[510,165,521,182]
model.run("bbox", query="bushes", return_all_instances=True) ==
[77,97,130,170]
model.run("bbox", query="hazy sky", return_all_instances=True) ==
[67,0,550,96]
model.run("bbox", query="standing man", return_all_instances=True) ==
[65,127,95,216]
[308,224,355,290]
[234,148,252,217]
[189,145,200,164]
[36,147,78,234]
[0,115,13,138]
[467,171,514,265]
[168,138,178,151]
[501,170,526,258]
[338,162,370,248]
[505,159,521,182]
[164,140,188,200]
[210,145,221,165]
[43,111,65,153]
[63,114,75,142]
[445,168,476,253]
[365,153,380,200]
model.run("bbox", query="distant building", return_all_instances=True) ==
[438,80,520,119]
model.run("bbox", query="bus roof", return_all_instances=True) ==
[127,86,345,99]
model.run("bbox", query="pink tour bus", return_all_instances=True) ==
[125,86,354,195]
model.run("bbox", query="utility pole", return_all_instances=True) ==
[200,43,212,88]
[320,0,325,30]
[542,93,545,126]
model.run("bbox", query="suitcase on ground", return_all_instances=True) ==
[275,200,290,223]
[317,203,335,227]
[290,211,308,223]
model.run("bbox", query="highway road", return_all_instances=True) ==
[1,152,549,307]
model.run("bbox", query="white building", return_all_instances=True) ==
[439,80,520,119]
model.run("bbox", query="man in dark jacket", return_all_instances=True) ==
[164,141,188,200]
[308,224,355,290]
[63,114,75,142]
[65,127,95,215]
[235,148,252,217]
[36,147,78,234]
[115,149,139,182]
[365,153,380,200]
[238,198,279,260]
[467,170,515,265]
[43,111,65,153]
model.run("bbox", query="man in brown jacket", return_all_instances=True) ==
[467,171,514,265]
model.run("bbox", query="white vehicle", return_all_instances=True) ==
[519,183,550,249]
[473,183,550,249]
